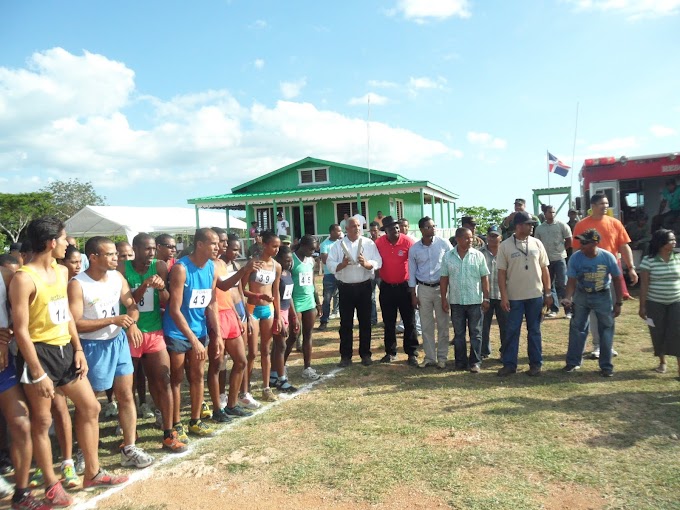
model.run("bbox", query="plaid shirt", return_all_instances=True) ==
[480,245,500,300]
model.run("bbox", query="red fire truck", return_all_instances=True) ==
[577,152,680,228]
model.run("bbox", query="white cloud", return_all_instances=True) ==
[586,136,639,154]
[348,93,389,106]
[368,79,399,88]
[567,0,680,19]
[390,0,471,23]
[253,59,265,70]
[409,76,447,90]
[466,131,507,150]
[0,48,461,193]
[279,77,307,99]
[249,19,268,29]
[650,124,677,137]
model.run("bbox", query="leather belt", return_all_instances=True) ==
[417,279,440,287]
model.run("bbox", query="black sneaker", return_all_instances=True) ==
[211,408,233,423]
[527,365,542,377]
[318,322,328,331]
[600,369,614,378]
[407,355,419,367]
[337,357,352,367]
[379,354,396,363]
[275,379,298,393]
[360,356,373,366]
[497,366,517,377]
[224,405,253,418]
[562,364,580,373]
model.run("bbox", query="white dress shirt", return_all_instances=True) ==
[327,236,382,283]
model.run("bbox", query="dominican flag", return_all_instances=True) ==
[548,152,570,177]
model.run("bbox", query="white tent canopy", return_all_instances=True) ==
[65,206,246,242]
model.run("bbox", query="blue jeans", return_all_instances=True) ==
[502,296,544,370]
[451,304,483,368]
[321,273,339,323]
[566,290,614,371]
[548,259,568,313]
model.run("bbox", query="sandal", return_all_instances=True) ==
[654,363,667,374]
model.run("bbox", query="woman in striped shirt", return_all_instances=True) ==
[638,229,680,377]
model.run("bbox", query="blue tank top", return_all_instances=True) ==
[162,256,214,340]
[279,271,294,312]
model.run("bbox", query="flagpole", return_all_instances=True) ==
[570,102,580,194]
[367,94,371,184]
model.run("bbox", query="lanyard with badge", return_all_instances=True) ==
[513,235,529,270]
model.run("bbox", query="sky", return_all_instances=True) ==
[1,0,679,218]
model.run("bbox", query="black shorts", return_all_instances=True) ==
[16,342,78,388]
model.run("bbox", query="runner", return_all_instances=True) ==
[115,241,134,262]
[285,235,322,380]
[271,246,298,393]
[221,235,261,410]
[162,228,221,438]
[10,217,127,506]
[69,236,155,469]
[155,234,177,272]
[119,233,186,452]
[241,231,282,402]
[207,228,258,422]
[1,265,51,510]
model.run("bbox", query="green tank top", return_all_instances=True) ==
[291,252,315,313]
[121,259,162,333]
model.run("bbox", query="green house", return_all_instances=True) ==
[188,157,459,241]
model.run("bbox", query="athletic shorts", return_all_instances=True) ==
[17,342,78,388]
[129,330,166,358]
[234,301,247,323]
[217,308,242,340]
[81,331,134,392]
[165,335,209,354]
[247,303,274,321]
[0,355,18,394]
[280,307,291,330]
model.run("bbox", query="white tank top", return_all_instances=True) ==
[0,276,9,329]
[74,270,123,340]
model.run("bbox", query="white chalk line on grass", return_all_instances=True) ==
[73,367,343,509]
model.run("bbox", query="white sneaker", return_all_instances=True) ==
[120,445,154,469]
[546,312,557,318]
[219,393,227,410]
[138,402,155,419]
[612,349,619,357]
[565,313,573,319]
[238,392,262,410]
[103,401,118,418]
[74,448,85,475]
[301,367,321,380]
[153,409,163,429]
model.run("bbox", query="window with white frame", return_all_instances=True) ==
[298,167,329,185]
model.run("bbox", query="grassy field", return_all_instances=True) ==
[3,290,679,510]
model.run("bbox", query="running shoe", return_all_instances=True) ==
[301,367,321,380]
[238,392,261,410]
[0,474,12,498]
[174,423,190,444]
[200,401,212,419]
[224,405,253,417]
[102,401,118,418]
[154,409,163,430]
[261,387,278,402]
[28,468,43,488]
[44,481,73,507]
[120,445,154,469]
[10,492,50,510]
[211,408,233,424]
[74,449,85,475]
[138,402,155,419]
[188,420,215,437]
[83,469,129,489]
[162,431,188,453]
[275,378,298,393]
[61,462,80,489]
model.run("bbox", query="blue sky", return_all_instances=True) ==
[1,0,679,218]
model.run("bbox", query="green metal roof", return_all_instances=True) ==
[230,156,406,193]
[189,179,458,205]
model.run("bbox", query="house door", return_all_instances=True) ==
[291,205,315,239]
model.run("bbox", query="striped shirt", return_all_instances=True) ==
[639,252,680,305]
[440,247,490,305]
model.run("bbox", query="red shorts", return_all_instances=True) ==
[129,330,166,358]
[218,308,242,340]
[280,308,290,330]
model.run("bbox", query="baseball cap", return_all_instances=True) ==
[279,234,291,245]
[513,211,537,227]
[575,228,601,244]
[487,225,501,236]
[461,216,476,226]
[514,198,526,205]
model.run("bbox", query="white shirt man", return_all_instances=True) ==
[275,214,289,236]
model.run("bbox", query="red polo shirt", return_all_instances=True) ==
[375,234,415,284]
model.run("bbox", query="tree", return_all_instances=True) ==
[39,179,106,220]
[457,206,508,234]
[0,192,54,243]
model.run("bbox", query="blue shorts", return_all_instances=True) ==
[247,303,273,321]
[234,301,247,323]
[0,355,18,394]
[81,331,134,392]
[165,335,209,354]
